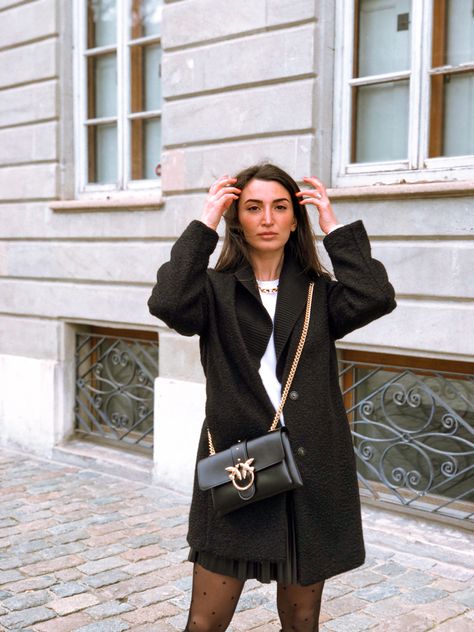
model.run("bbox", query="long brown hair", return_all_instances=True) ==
[214,163,332,280]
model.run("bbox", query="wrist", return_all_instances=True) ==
[325,223,345,235]
[200,215,219,231]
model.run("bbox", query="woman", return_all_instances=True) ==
[148,163,397,631]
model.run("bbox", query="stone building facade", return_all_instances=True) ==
[0,0,472,522]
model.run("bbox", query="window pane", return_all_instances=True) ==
[130,44,162,113]
[143,118,161,179]
[131,0,163,38]
[144,45,161,110]
[88,0,116,47]
[442,72,474,156]
[88,53,117,118]
[131,117,161,180]
[445,0,474,66]
[358,0,411,77]
[88,124,117,183]
[354,80,409,162]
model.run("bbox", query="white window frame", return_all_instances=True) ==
[333,0,474,187]
[73,0,162,197]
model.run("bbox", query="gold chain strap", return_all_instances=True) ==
[207,282,314,456]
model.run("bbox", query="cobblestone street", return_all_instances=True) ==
[0,448,473,631]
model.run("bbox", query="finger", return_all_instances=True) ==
[302,176,327,194]
[213,191,240,204]
[298,197,322,206]
[216,178,238,196]
[215,186,241,198]
[221,193,240,211]
[209,175,235,195]
[208,179,225,196]
[296,189,322,196]
[218,175,236,184]
[220,193,240,203]
[303,175,323,186]
[296,190,323,200]
[219,175,236,182]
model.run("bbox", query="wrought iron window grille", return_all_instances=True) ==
[339,352,474,524]
[75,328,158,451]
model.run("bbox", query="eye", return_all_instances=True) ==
[275,205,288,211]
[246,205,260,212]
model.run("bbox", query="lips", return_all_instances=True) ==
[258,232,277,237]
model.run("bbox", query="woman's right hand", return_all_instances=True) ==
[200,175,241,231]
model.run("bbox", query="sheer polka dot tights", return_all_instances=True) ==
[183,562,325,632]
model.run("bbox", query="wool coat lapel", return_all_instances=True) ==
[217,266,276,424]
[234,250,310,385]
[234,262,272,371]
[274,252,310,382]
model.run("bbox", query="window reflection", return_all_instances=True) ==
[355,80,409,163]
[88,0,116,48]
[88,123,117,184]
[131,0,163,38]
[129,1,162,180]
[352,1,411,163]
[445,0,474,66]
[357,0,411,77]
[88,53,117,119]
[429,0,474,157]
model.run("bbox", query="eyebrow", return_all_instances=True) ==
[243,198,291,204]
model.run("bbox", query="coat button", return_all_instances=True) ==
[289,390,299,401]
[297,446,305,457]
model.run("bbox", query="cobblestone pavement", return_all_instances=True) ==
[0,448,473,631]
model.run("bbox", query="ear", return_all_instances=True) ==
[291,218,297,232]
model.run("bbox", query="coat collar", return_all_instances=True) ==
[234,260,260,303]
[233,248,311,375]
[273,251,310,369]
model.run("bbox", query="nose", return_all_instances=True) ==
[262,205,274,225]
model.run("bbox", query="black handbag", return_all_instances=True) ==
[197,282,314,516]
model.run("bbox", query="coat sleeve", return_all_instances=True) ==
[147,220,219,336]
[323,219,397,340]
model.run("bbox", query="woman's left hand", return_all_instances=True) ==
[296,176,341,235]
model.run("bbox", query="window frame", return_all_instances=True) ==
[73,0,162,196]
[333,0,474,187]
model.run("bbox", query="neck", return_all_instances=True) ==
[249,248,284,281]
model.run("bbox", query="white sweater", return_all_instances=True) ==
[257,279,284,424]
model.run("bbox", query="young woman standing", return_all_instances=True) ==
[148,163,397,631]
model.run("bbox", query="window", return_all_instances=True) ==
[74,0,163,193]
[333,0,474,186]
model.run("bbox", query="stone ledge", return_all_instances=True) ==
[328,181,474,200]
[52,439,153,483]
[50,193,164,212]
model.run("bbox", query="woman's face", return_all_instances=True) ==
[237,179,297,255]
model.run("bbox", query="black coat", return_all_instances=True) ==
[148,219,397,585]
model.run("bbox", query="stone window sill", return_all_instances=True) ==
[49,181,474,211]
[50,192,164,212]
[327,180,474,200]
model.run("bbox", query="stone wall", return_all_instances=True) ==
[0,1,472,493]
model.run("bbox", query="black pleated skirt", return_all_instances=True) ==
[188,491,298,584]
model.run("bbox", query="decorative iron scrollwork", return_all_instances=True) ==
[340,361,473,524]
[75,332,158,450]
